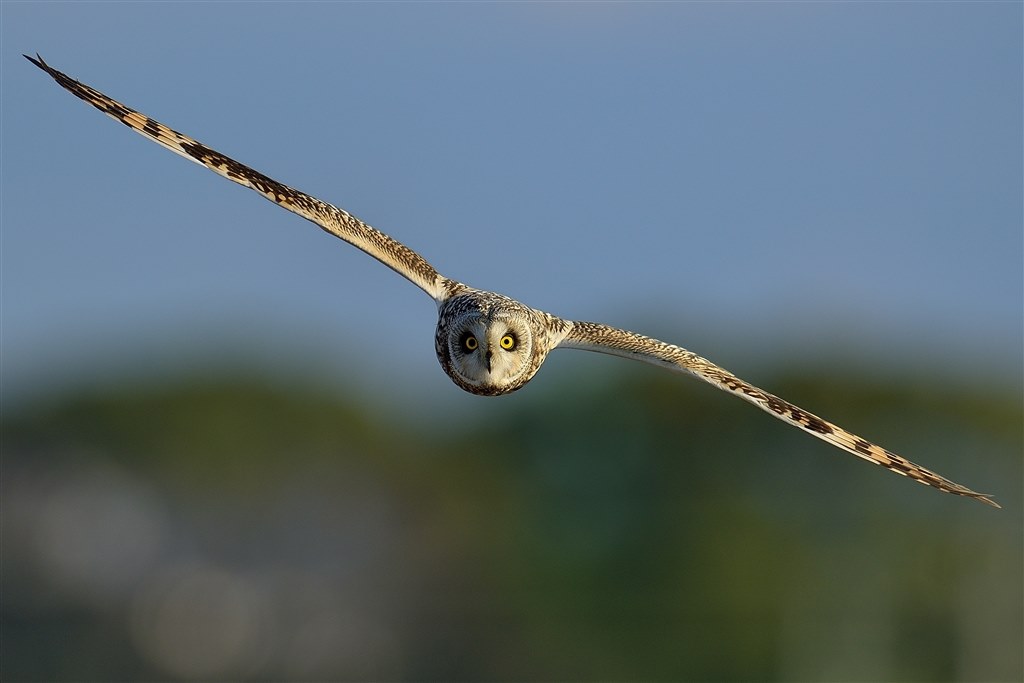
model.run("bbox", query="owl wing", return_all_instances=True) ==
[26,55,453,303]
[559,320,999,508]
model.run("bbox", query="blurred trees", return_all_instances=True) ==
[2,365,1020,681]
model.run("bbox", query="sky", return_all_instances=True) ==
[2,2,1021,409]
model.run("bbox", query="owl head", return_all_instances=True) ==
[435,292,545,396]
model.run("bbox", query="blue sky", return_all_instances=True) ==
[3,2,1021,408]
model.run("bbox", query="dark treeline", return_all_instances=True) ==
[2,366,1021,681]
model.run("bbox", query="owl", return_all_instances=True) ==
[26,55,998,508]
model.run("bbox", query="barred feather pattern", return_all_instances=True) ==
[24,54,449,302]
[561,321,999,507]
[27,55,998,508]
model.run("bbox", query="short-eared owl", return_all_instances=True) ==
[27,55,998,507]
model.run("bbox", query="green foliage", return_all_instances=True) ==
[2,366,1020,681]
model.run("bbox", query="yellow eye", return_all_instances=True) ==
[463,335,478,351]
[500,334,516,350]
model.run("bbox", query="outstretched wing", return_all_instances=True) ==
[559,320,999,507]
[26,54,454,303]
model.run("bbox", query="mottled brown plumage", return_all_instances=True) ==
[26,54,999,508]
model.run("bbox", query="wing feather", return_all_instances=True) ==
[26,54,452,303]
[560,320,999,508]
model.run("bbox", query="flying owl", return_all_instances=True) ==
[26,55,998,508]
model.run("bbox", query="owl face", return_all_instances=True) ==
[436,296,542,396]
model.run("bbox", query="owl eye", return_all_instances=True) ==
[500,334,516,350]
[462,334,478,352]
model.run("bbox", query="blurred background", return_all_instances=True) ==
[2,2,1021,681]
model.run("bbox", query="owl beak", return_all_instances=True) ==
[485,348,493,373]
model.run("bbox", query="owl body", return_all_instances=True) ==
[435,287,570,396]
[26,55,998,507]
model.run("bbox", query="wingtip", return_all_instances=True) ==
[976,494,1001,509]
[24,53,47,70]
[960,487,1001,508]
